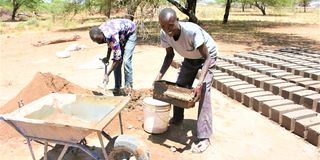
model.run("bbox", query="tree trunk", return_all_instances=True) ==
[127,0,142,20]
[261,7,266,15]
[255,1,266,15]
[223,0,232,24]
[242,3,245,12]
[186,0,197,22]
[167,0,198,24]
[105,0,111,18]
[11,0,20,21]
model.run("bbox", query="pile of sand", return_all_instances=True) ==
[0,72,92,139]
[0,72,92,114]
[126,88,153,110]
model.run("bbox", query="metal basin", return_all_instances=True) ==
[1,93,130,143]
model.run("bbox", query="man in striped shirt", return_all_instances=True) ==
[89,19,137,93]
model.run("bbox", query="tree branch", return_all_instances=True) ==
[166,0,188,15]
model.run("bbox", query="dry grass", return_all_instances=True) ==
[1,5,319,50]
[193,5,320,24]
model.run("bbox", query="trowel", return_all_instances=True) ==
[98,59,113,96]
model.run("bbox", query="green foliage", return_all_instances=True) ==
[0,0,11,8]
[296,0,312,6]
[41,0,65,15]
[218,0,295,7]
[25,18,39,26]
[249,0,295,8]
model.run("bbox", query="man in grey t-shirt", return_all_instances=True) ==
[154,8,217,153]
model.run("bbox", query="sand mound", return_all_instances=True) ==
[127,88,153,110]
[0,72,92,139]
[0,72,92,114]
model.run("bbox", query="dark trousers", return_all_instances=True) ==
[173,56,216,139]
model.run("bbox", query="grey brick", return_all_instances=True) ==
[281,75,302,82]
[286,77,310,84]
[272,82,296,95]
[222,81,248,95]
[216,78,241,91]
[297,80,320,88]
[292,90,318,104]
[280,63,299,73]
[256,67,276,74]
[243,91,273,108]
[303,94,320,111]
[281,86,305,99]
[214,76,237,90]
[306,124,320,147]
[271,72,294,78]
[263,79,286,91]
[270,104,305,123]
[214,72,229,77]
[265,69,283,76]
[304,69,320,79]
[219,65,239,73]
[234,87,263,103]
[226,68,246,77]
[285,65,300,73]
[238,71,259,81]
[261,99,294,118]
[281,109,318,131]
[294,67,312,76]
[252,95,284,112]
[308,84,320,93]
[254,77,276,88]
[244,63,264,71]
[294,116,320,138]
[228,84,256,99]
[238,61,256,68]
[267,60,282,68]
[246,74,267,84]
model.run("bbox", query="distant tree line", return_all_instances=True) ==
[0,0,314,23]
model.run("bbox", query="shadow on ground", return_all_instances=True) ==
[39,144,106,160]
[147,119,197,153]
[200,20,320,50]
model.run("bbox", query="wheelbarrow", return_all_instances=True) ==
[0,93,150,160]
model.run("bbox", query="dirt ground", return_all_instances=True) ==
[0,24,319,160]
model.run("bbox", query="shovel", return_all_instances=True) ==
[98,58,112,95]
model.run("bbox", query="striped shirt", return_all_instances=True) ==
[99,19,136,60]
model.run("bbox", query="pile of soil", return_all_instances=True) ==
[0,72,92,114]
[126,88,153,110]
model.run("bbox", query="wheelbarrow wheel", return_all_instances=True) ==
[108,135,150,160]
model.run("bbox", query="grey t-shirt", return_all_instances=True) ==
[160,22,217,59]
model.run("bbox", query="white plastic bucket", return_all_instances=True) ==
[143,97,171,134]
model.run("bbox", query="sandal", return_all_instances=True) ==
[191,139,210,154]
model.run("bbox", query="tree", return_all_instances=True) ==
[166,0,199,24]
[223,0,232,24]
[297,0,312,12]
[237,0,252,11]
[101,0,112,17]
[251,0,295,15]
[10,0,43,21]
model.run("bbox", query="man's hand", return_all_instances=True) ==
[192,83,202,102]
[102,57,109,64]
